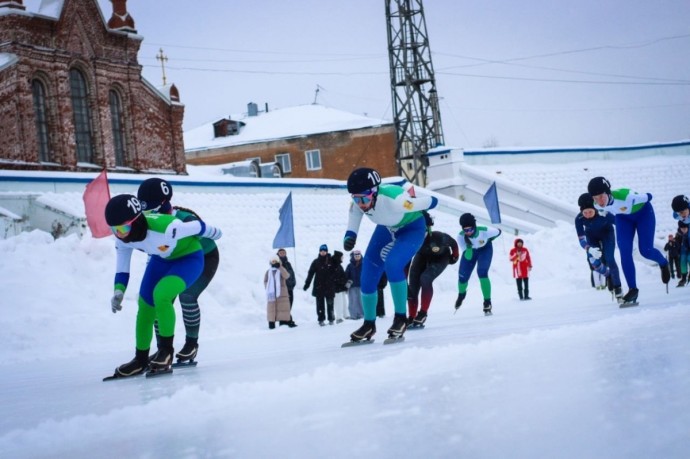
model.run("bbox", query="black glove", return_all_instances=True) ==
[344,236,356,251]
[303,284,309,291]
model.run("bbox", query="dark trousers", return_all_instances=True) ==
[315,296,335,322]
[669,256,680,278]
[376,289,385,317]
[515,278,529,299]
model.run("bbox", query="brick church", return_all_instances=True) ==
[0,0,186,174]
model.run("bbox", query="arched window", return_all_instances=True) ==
[109,89,127,166]
[31,78,52,162]
[69,68,94,163]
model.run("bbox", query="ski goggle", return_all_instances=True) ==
[352,189,376,205]
[462,227,475,234]
[110,215,140,238]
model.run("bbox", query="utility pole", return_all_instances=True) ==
[156,48,168,86]
[385,0,445,186]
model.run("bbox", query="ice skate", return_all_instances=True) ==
[349,320,376,342]
[454,292,466,311]
[387,313,408,338]
[483,299,493,316]
[661,264,671,284]
[175,340,198,363]
[619,288,639,307]
[410,310,427,328]
[104,350,149,381]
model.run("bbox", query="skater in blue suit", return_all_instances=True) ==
[587,177,670,304]
[343,167,438,343]
[574,192,623,300]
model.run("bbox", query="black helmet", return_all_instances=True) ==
[137,178,173,211]
[578,192,595,211]
[671,195,689,213]
[459,213,476,228]
[587,177,611,196]
[347,167,381,194]
[105,194,143,226]
[679,220,689,229]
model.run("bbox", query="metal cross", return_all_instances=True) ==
[155,48,168,86]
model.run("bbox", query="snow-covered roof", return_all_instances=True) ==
[183,104,393,152]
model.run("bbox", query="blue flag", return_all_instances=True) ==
[272,192,295,248]
[483,181,502,224]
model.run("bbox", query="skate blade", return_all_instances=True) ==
[484,311,493,316]
[103,370,145,382]
[619,302,639,308]
[145,367,173,378]
[172,360,198,368]
[383,336,405,345]
[341,339,375,348]
[407,324,425,330]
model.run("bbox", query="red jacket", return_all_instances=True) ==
[509,239,532,279]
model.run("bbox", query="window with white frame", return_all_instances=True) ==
[275,153,292,174]
[305,149,321,171]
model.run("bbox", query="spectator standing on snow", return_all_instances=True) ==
[509,238,533,300]
[331,250,349,323]
[346,250,364,320]
[677,221,690,287]
[663,234,681,281]
[264,256,292,329]
[276,248,298,327]
[454,213,501,315]
[587,177,670,304]
[303,244,336,326]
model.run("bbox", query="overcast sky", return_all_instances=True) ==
[97,0,690,149]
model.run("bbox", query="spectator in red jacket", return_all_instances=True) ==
[509,238,532,300]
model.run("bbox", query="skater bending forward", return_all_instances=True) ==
[105,194,222,378]
[343,167,438,342]
[454,213,502,315]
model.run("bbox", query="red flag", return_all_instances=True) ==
[82,169,111,238]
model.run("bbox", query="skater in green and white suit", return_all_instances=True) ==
[105,194,222,378]
[454,213,502,314]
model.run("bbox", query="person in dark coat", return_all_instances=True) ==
[376,272,388,318]
[346,250,364,319]
[663,235,681,280]
[331,250,349,323]
[303,244,337,325]
[407,211,459,326]
[277,248,297,327]
[677,221,690,287]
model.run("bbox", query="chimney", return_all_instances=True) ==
[248,102,258,117]
[107,0,136,33]
[0,1,26,11]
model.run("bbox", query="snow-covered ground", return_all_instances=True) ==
[1,157,689,458]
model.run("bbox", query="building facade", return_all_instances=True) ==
[184,104,398,180]
[0,0,186,173]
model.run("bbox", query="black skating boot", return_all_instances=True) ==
[661,264,671,284]
[116,349,150,378]
[387,313,408,338]
[412,310,427,327]
[268,321,276,329]
[677,274,687,288]
[613,286,623,300]
[454,292,466,310]
[483,299,493,315]
[350,320,376,342]
[620,288,639,304]
[175,338,198,363]
[150,336,174,372]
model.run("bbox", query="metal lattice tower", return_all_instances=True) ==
[385,0,445,186]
